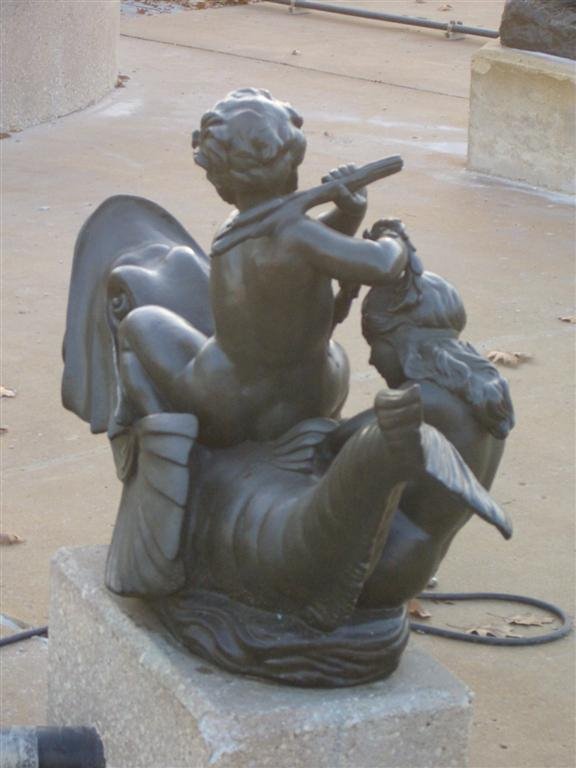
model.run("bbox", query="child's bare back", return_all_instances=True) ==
[116,89,408,447]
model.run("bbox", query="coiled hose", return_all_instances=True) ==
[0,592,571,649]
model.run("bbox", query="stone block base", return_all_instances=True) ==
[468,42,576,195]
[48,547,473,768]
[0,637,48,727]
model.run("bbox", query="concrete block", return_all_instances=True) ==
[0,637,48,727]
[468,42,576,195]
[0,0,120,132]
[48,547,472,768]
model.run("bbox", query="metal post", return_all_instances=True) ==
[266,0,500,39]
[0,728,105,768]
[289,0,308,15]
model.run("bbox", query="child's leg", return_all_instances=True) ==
[115,305,207,423]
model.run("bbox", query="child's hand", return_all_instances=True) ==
[364,218,407,242]
[322,164,367,217]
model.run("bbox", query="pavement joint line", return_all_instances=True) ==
[120,32,468,101]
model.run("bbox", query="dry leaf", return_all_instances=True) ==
[0,426,8,435]
[0,133,11,140]
[465,624,523,639]
[0,533,25,545]
[558,315,576,324]
[291,49,301,56]
[487,350,533,367]
[506,613,554,627]
[1,386,16,398]
[438,2,452,9]
[408,598,432,619]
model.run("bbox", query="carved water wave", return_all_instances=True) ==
[152,589,410,688]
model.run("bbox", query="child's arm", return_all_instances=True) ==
[281,216,408,285]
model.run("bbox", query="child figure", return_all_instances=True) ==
[116,88,410,447]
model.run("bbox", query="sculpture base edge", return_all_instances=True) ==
[48,546,473,768]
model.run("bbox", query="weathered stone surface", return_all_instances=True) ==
[0,0,120,132]
[0,729,39,768]
[0,637,48,727]
[468,42,576,195]
[48,546,473,768]
[500,0,576,61]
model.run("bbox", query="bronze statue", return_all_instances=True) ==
[62,89,513,687]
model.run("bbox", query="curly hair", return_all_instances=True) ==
[362,272,515,439]
[192,88,307,204]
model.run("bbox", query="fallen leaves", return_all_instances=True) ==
[193,0,253,7]
[408,598,432,619]
[464,624,523,639]
[558,315,576,324]
[464,613,556,636]
[487,350,533,367]
[438,2,453,9]
[0,533,25,546]
[122,0,254,16]
[506,613,554,627]
[1,387,15,434]
[116,74,131,89]
[0,133,11,140]
[411,599,559,641]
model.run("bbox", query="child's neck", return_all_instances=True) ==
[235,187,285,212]
[234,173,297,212]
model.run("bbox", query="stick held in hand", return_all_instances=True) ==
[212,155,404,257]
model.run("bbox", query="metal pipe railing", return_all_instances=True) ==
[266,0,500,39]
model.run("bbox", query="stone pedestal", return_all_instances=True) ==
[48,547,473,768]
[0,0,120,132]
[468,42,576,195]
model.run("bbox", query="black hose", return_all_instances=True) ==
[411,592,573,646]
[1,594,571,649]
[0,625,48,647]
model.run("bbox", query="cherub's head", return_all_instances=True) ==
[192,88,306,205]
